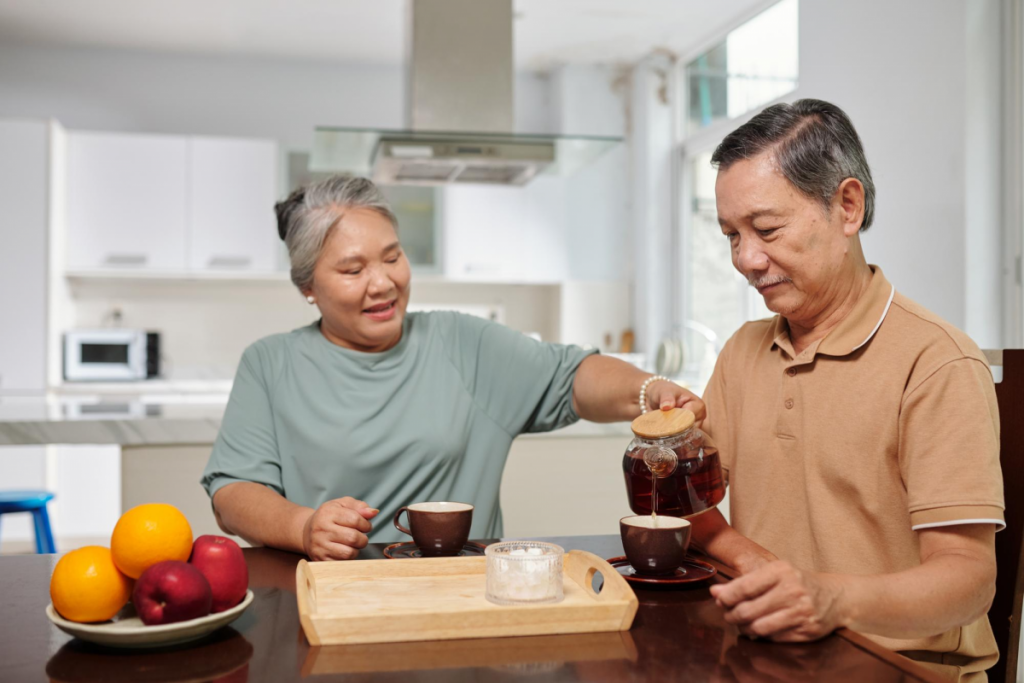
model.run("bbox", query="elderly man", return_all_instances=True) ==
[690,99,1003,680]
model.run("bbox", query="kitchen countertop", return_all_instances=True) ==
[0,393,633,447]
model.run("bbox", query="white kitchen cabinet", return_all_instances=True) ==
[443,178,568,282]
[66,131,189,270]
[53,446,120,544]
[0,119,49,392]
[188,137,278,272]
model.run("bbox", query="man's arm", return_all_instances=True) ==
[690,507,779,574]
[710,524,997,641]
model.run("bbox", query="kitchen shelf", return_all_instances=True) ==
[65,269,292,283]
[64,270,565,287]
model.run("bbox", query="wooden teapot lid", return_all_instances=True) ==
[631,408,695,439]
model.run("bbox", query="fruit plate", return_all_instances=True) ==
[46,589,254,648]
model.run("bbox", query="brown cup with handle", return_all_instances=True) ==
[393,502,474,557]
[620,514,691,576]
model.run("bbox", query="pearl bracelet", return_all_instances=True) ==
[639,375,672,414]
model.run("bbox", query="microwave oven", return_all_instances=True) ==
[63,329,160,381]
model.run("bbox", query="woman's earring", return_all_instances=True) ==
[306,296,315,304]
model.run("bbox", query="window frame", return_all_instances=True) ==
[673,0,801,360]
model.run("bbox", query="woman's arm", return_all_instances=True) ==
[213,482,378,560]
[571,355,706,423]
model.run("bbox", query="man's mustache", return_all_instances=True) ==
[748,273,792,289]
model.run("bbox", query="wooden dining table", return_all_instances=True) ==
[2,534,948,682]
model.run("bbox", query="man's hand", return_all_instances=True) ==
[302,496,379,561]
[646,379,706,422]
[709,561,847,642]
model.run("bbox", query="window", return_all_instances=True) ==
[676,1,797,387]
[685,0,799,134]
[684,151,772,349]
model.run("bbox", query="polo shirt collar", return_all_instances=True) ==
[769,266,896,358]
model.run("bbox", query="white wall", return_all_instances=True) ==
[0,44,402,151]
[553,65,631,283]
[799,0,969,330]
[0,44,631,375]
[965,0,1005,349]
[0,120,49,392]
[68,278,564,378]
[0,43,559,151]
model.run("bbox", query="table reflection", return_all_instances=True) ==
[45,628,252,683]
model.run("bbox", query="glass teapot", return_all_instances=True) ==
[622,408,725,518]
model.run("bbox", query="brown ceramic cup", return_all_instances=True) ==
[393,502,474,557]
[619,515,691,576]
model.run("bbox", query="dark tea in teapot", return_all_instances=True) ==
[623,408,725,518]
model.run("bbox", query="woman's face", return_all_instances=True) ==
[305,207,411,353]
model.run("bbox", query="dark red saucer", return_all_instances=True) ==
[607,556,717,586]
[383,541,488,559]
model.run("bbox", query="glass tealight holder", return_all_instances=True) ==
[485,541,565,605]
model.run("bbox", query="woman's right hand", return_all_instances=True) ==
[302,496,379,561]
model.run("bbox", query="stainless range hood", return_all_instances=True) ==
[310,0,621,186]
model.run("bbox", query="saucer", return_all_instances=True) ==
[607,556,717,586]
[383,541,488,559]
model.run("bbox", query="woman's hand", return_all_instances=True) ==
[302,496,379,561]
[646,379,707,422]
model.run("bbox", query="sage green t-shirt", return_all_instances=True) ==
[201,311,596,543]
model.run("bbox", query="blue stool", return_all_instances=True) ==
[0,491,56,554]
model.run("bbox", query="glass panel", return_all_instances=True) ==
[286,152,441,271]
[378,185,438,270]
[686,152,747,349]
[682,153,778,389]
[81,344,129,364]
[310,127,622,179]
[686,0,799,133]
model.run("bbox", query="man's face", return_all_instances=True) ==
[715,153,851,322]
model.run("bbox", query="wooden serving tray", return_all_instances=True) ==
[296,549,638,646]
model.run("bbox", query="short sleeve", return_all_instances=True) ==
[899,358,1004,530]
[700,338,733,478]
[440,313,597,436]
[200,345,285,500]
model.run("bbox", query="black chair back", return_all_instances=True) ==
[989,349,1024,683]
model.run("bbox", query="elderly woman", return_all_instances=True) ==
[202,175,702,560]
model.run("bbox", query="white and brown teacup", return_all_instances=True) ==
[620,515,691,576]
[393,502,474,557]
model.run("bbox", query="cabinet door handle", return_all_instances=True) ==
[207,255,252,268]
[103,253,148,266]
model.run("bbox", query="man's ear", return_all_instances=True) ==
[835,177,866,237]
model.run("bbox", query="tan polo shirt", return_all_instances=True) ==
[702,266,1003,678]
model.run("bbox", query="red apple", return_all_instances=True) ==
[133,560,212,625]
[189,535,249,613]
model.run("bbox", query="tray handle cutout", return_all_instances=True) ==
[564,550,633,604]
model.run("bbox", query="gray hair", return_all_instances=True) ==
[710,99,876,231]
[274,175,399,291]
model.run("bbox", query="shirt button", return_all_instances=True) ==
[785,399,795,409]
[787,367,797,377]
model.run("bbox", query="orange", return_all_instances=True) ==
[110,503,193,579]
[50,546,132,623]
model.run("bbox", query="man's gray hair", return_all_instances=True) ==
[710,99,876,231]
[274,175,399,291]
